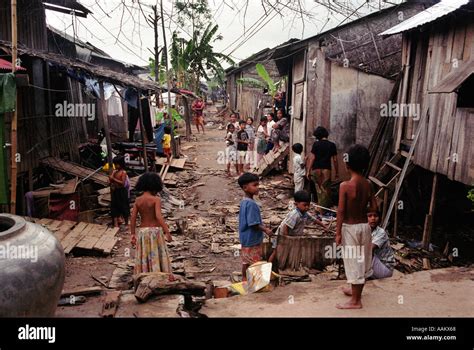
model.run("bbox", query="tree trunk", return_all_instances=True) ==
[183,96,192,140]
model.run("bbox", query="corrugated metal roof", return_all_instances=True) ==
[380,0,470,36]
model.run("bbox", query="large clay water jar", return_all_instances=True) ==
[0,214,65,316]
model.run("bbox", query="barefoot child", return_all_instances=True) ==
[109,156,130,228]
[336,145,377,309]
[225,124,238,177]
[292,143,305,193]
[162,126,172,164]
[368,210,395,279]
[256,118,268,166]
[238,173,273,281]
[236,121,249,175]
[245,117,256,169]
[131,173,173,275]
[268,191,327,263]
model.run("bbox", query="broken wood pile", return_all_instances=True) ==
[41,157,109,186]
[254,144,290,177]
[391,239,455,274]
[276,234,335,271]
[33,218,119,255]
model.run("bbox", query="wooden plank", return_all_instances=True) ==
[155,157,185,169]
[422,174,438,250]
[161,164,171,181]
[52,220,77,242]
[435,94,456,175]
[62,222,90,254]
[47,220,63,230]
[94,227,119,252]
[468,22,474,61]
[76,224,109,250]
[451,23,467,65]
[385,162,402,172]
[369,176,387,188]
[99,236,119,255]
[460,111,474,184]
[447,98,462,180]
[38,218,53,225]
[61,286,103,298]
[41,158,109,187]
[100,291,121,318]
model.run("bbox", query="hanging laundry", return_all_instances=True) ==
[0,73,16,114]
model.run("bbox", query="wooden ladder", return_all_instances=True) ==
[369,153,413,224]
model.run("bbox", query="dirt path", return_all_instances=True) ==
[201,267,474,317]
[54,118,471,318]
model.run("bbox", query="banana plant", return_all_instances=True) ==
[237,63,286,100]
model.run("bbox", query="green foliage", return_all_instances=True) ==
[169,23,234,93]
[237,77,266,89]
[468,189,474,204]
[237,64,287,99]
[148,57,167,85]
[175,0,212,32]
[156,108,183,124]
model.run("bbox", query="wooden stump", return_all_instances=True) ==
[134,273,206,303]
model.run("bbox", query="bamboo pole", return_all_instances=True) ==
[10,0,18,214]
[422,174,438,250]
[99,82,113,170]
[137,92,149,173]
[160,0,176,158]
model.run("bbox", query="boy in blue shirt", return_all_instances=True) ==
[238,173,273,281]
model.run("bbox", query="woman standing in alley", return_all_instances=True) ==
[192,97,206,134]
[109,156,130,228]
[306,127,339,216]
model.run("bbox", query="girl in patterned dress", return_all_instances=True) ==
[131,172,172,275]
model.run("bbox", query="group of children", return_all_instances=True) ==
[116,112,394,310]
[225,111,290,177]
[237,143,395,309]
[225,114,257,176]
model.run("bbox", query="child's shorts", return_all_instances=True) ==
[225,146,237,164]
[241,244,263,265]
[164,147,171,156]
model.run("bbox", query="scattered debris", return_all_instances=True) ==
[61,286,103,298]
[100,291,122,318]
[108,261,134,290]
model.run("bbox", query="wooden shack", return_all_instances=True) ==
[381,0,474,186]
[271,0,434,175]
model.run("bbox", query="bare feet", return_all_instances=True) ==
[336,301,362,309]
[341,286,352,296]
